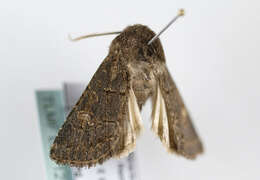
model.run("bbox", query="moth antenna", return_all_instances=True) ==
[69,31,122,42]
[148,9,185,45]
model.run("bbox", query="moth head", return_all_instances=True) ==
[109,24,166,63]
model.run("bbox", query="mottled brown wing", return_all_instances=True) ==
[152,65,203,159]
[50,55,139,167]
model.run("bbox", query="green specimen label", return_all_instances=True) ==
[36,91,73,180]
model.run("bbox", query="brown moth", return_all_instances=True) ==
[50,23,203,168]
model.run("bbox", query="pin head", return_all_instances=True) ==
[179,9,185,16]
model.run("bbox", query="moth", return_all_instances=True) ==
[50,10,203,168]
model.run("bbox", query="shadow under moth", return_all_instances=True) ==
[50,10,203,168]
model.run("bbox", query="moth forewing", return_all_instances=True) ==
[155,67,204,158]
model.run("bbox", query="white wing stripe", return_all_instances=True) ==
[152,85,170,149]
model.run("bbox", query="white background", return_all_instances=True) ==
[1,0,260,180]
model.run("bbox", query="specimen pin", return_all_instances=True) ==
[147,9,185,45]
[69,31,122,41]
